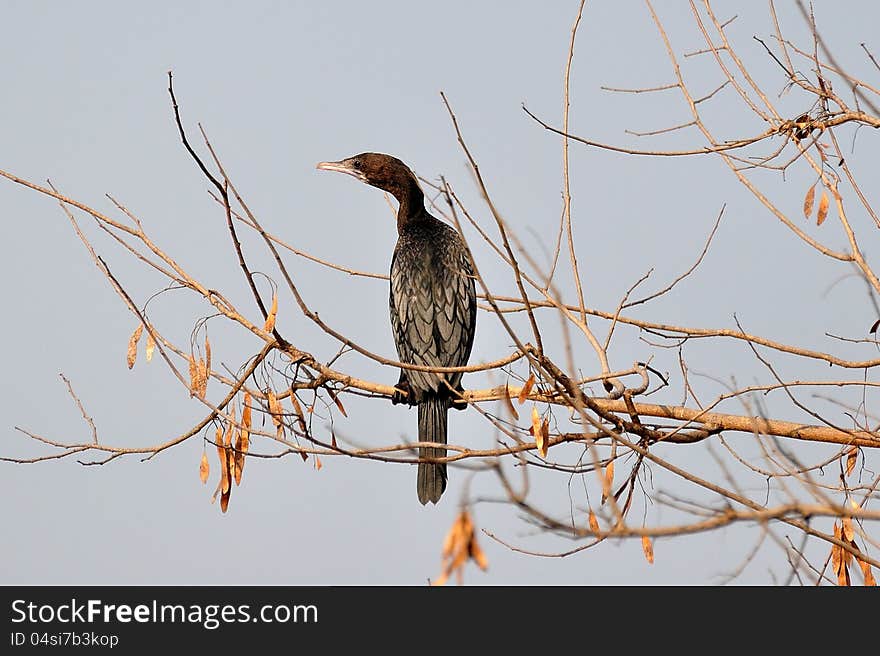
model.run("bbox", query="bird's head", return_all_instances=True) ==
[316,152,420,197]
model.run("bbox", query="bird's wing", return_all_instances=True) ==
[390,229,476,395]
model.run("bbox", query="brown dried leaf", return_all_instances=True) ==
[838,560,851,586]
[289,392,308,433]
[204,335,212,375]
[314,455,323,471]
[601,461,614,504]
[642,535,655,564]
[442,513,467,572]
[197,356,208,398]
[831,522,842,573]
[845,447,858,477]
[220,427,235,513]
[225,408,238,485]
[216,426,229,495]
[242,392,252,430]
[450,514,472,572]
[126,324,143,370]
[842,541,854,569]
[236,394,251,486]
[224,409,234,446]
[469,536,489,571]
[199,451,209,485]
[870,318,880,335]
[234,433,248,487]
[145,332,156,363]
[501,383,519,420]
[531,407,546,458]
[860,558,877,586]
[588,511,600,533]
[264,293,278,333]
[817,190,829,226]
[843,517,855,542]
[188,355,198,397]
[268,390,283,437]
[435,510,488,584]
[441,518,459,558]
[518,373,535,405]
[330,390,348,418]
[803,183,816,219]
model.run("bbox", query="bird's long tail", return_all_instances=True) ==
[417,396,449,505]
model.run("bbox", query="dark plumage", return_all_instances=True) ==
[316,153,477,504]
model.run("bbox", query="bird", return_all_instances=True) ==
[316,152,477,504]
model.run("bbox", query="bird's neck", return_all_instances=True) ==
[394,181,426,233]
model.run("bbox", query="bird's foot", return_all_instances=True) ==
[391,377,415,406]
[451,384,468,411]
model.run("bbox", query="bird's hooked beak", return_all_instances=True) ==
[316,159,367,183]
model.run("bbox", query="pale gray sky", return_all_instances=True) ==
[3,2,879,584]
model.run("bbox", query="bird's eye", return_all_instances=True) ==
[353,159,363,170]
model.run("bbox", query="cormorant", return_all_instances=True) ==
[316,153,477,504]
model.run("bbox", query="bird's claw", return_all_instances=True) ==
[391,378,415,406]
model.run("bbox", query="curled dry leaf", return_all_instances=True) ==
[642,535,655,564]
[289,391,308,433]
[860,558,877,586]
[188,355,198,398]
[242,392,252,429]
[234,423,248,487]
[268,390,284,437]
[235,392,251,486]
[197,356,208,398]
[588,511,600,533]
[518,373,535,405]
[220,484,231,514]
[314,456,323,471]
[330,390,348,418]
[216,426,229,495]
[845,447,858,477]
[434,510,488,585]
[126,324,144,370]
[470,537,489,571]
[838,560,851,586]
[817,190,829,226]
[501,383,519,420]
[531,407,547,458]
[220,424,235,514]
[145,332,156,363]
[841,539,853,569]
[831,522,842,574]
[803,183,816,219]
[601,461,615,504]
[225,407,237,484]
[441,517,458,559]
[199,451,209,485]
[843,516,855,542]
[870,318,880,335]
[264,293,278,333]
[204,335,212,374]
